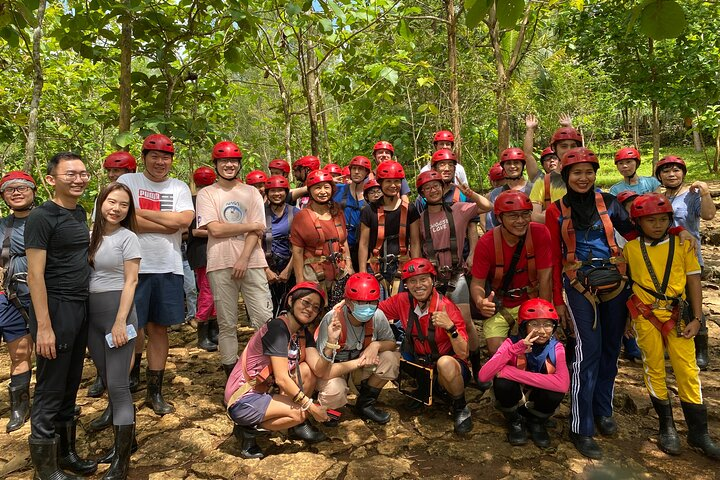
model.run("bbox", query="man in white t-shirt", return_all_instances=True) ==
[418,130,469,185]
[195,141,273,377]
[118,134,194,416]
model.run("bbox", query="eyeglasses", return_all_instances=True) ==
[502,211,531,222]
[54,171,91,181]
[527,321,555,330]
[422,183,443,193]
[2,186,31,194]
[298,298,321,313]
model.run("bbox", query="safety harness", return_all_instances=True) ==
[543,174,552,210]
[400,291,444,365]
[515,337,558,374]
[227,318,308,408]
[339,314,374,351]
[626,236,685,343]
[423,204,464,293]
[368,200,409,295]
[490,225,537,301]
[559,193,627,328]
[264,204,294,272]
[302,210,346,282]
[1,215,29,322]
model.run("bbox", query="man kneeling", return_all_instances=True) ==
[379,258,472,434]
[315,273,399,425]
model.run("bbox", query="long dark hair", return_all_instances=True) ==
[88,182,137,268]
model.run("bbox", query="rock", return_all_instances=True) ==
[345,456,413,480]
[248,453,336,480]
[149,468,187,480]
[178,427,219,454]
[326,419,378,446]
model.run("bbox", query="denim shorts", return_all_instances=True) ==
[228,391,273,427]
[134,273,185,328]
[0,293,29,343]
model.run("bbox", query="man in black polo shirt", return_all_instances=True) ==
[25,152,97,479]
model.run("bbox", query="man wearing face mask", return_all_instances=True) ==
[314,273,399,425]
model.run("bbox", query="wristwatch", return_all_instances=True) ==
[447,325,459,339]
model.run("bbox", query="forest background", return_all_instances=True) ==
[1,0,719,212]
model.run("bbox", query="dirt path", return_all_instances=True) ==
[2,188,720,479]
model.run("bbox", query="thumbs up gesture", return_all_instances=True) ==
[478,291,497,318]
[431,304,453,330]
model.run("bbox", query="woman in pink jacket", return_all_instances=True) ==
[478,298,569,448]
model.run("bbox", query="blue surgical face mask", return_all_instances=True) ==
[351,303,377,323]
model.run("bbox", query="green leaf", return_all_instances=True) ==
[285,2,302,16]
[497,0,525,29]
[319,18,333,33]
[465,0,491,29]
[639,0,686,40]
[398,19,412,41]
[114,131,135,148]
[379,66,398,85]
[327,0,346,24]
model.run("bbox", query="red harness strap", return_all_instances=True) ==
[304,210,346,278]
[339,317,374,350]
[626,294,680,344]
[490,226,537,295]
[543,174,552,210]
[452,186,460,203]
[516,355,556,374]
[369,200,409,273]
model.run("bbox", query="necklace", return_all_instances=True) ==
[345,312,365,351]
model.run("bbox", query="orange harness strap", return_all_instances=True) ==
[626,294,680,344]
[490,226,537,296]
[543,174,552,210]
[369,200,409,274]
[516,355,556,374]
[305,211,346,278]
[339,317,374,350]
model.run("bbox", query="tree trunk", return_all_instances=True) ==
[23,0,47,172]
[445,0,461,159]
[278,76,293,162]
[690,117,703,152]
[317,80,331,162]
[632,108,640,148]
[496,86,510,154]
[303,40,320,157]
[117,0,132,141]
[651,100,660,165]
[714,126,720,173]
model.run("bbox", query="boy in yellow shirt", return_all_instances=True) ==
[624,193,719,460]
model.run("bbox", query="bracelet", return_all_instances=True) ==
[325,342,341,350]
[301,398,313,411]
[293,391,306,404]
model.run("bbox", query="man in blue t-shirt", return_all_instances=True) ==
[609,147,661,196]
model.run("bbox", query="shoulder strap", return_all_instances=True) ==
[372,205,385,258]
[452,187,460,203]
[544,174,552,209]
[263,206,273,256]
[638,235,676,299]
[398,200,408,256]
[490,226,526,294]
[422,205,459,270]
[1,215,16,269]
[526,225,537,287]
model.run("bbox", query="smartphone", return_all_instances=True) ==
[105,324,138,348]
[327,409,342,420]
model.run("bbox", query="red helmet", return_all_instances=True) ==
[488,163,505,182]
[416,170,443,192]
[363,178,381,194]
[0,170,36,192]
[550,127,583,147]
[323,163,343,176]
[401,258,437,280]
[614,147,641,164]
[517,299,559,324]
[293,155,321,171]
[616,190,639,206]
[341,166,351,176]
[212,141,242,160]
[433,130,455,144]
[654,155,687,179]
[373,141,394,154]
[630,193,674,220]
[539,147,556,161]
[493,190,533,216]
[431,149,457,166]
[265,175,290,191]
[375,161,405,180]
[245,170,268,185]
[561,147,599,172]
[193,166,216,187]
[268,158,290,173]
[306,169,334,188]
[344,273,381,302]
[103,151,137,172]
[349,155,372,171]
[500,147,526,164]
[142,134,174,154]
[289,281,327,308]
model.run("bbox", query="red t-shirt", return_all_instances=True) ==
[471,222,552,307]
[290,208,347,281]
[379,291,467,357]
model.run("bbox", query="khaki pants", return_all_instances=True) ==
[316,350,400,409]
[208,267,273,365]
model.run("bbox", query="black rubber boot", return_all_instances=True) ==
[290,420,326,443]
[89,402,113,432]
[681,401,720,460]
[222,362,237,379]
[500,407,527,446]
[569,431,602,459]
[197,322,218,352]
[695,326,709,371]
[526,406,552,449]
[97,427,138,464]
[208,318,219,345]
[87,374,106,398]
[354,381,391,424]
[469,349,482,385]
[233,425,264,459]
[594,415,617,436]
[145,369,174,415]
[101,424,135,480]
[650,396,680,455]
[29,435,83,480]
[56,420,98,475]
[129,354,142,393]
[451,394,473,435]
[6,383,30,433]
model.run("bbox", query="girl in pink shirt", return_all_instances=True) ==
[478,298,569,449]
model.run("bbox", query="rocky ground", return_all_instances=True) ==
[2,189,720,480]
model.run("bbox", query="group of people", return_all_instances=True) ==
[0,120,718,480]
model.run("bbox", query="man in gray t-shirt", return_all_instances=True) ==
[314,273,399,425]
